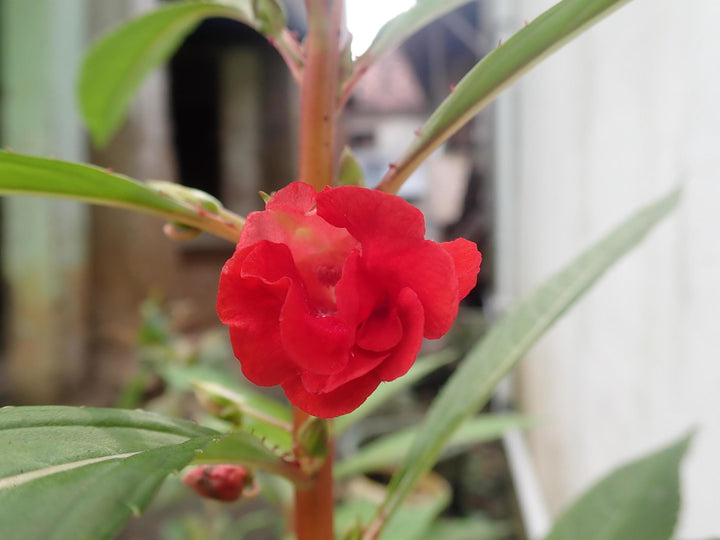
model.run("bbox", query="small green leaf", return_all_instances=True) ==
[377,0,632,193]
[335,349,457,435]
[296,417,330,458]
[78,1,257,146]
[335,414,532,479]
[374,189,681,530]
[191,432,297,480]
[337,146,366,187]
[251,0,286,36]
[544,434,692,540]
[0,152,243,242]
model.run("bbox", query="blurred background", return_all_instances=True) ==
[0,0,718,538]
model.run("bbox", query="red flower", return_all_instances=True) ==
[217,182,481,418]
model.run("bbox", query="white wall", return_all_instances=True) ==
[497,1,720,537]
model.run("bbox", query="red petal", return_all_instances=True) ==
[441,238,482,299]
[217,242,299,386]
[374,288,424,381]
[228,325,294,387]
[300,348,388,394]
[282,372,381,418]
[279,284,353,375]
[369,240,459,339]
[241,188,359,312]
[266,181,317,213]
[356,305,403,352]
[317,186,425,249]
[240,240,302,284]
[335,250,381,326]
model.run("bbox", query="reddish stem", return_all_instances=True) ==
[292,2,343,537]
[298,0,344,190]
[292,408,335,540]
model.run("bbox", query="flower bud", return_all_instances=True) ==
[297,416,330,458]
[163,222,202,241]
[193,381,244,425]
[148,180,223,214]
[182,464,250,502]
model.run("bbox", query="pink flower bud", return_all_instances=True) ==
[182,465,249,502]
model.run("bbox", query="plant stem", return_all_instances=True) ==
[292,407,335,540]
[298,0,344,190]
[291,3,343,537]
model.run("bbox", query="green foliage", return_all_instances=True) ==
[251,0,287,36]
[377,0,632,193]
[0,406,301,539]
[190,432,292,476]
[374,189,681,531]
[544,434,692,540]
[0,438,209,540]
[335,349,457,435]
[419,518,510,540]
[335,414,533,479]
[337,146,366,187]
[0,406,212,540]
[78,1,261,146]
[0,151,191,215]
[131,298,293,449]
[163,365,293,451]
[336,474,450,540]
[0,152,243,241]
[356,0,475,60]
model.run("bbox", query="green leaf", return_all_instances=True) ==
[0,406,216,540]
[374,189,681,530]
[420,518,510,540]
[191,432,295,478]
[335,350,457,435]
[0,152,243,242]
[376,0,632,193]
[335,414,532,479]
[161,364,293,451]
[251,0,286,36]
[544,434,692,540]
[0,437,209,540]
[337,146,366,187]
[336,474,450,540]
[78,1,258,146]
[0,406,306,539]
[357,0,475,60]
[0,406,215,471]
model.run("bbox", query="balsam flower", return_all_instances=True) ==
[217,182,481,417]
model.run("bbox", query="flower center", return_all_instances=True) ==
[315,263,343,287]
